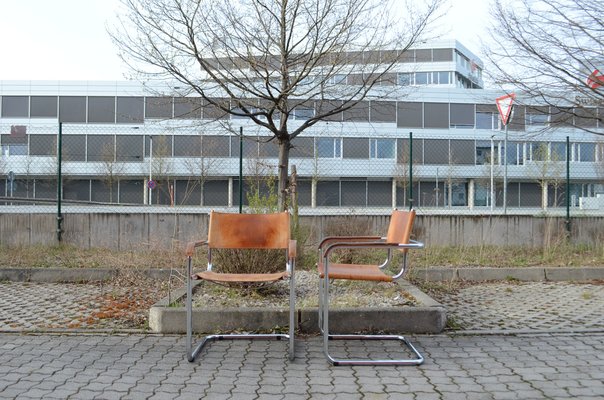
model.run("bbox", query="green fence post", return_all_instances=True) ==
[57,122,63,242]
[408,132,413,211]
[566,136,571,235]
[239,126,243,213]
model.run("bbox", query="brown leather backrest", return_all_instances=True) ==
[385,209,415,250]
[208,211,290,249]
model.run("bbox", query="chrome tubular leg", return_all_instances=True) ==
[186,256,194,362]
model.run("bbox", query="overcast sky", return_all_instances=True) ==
[0,0,490,81]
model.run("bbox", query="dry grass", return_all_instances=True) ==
[0,241,602,271]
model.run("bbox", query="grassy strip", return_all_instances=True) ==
[0,242,602,270]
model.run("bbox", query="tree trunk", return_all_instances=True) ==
[277,138,290,211]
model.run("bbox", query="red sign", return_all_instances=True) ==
[495,93,516,126]
[586,69,604,89]
[148,180,157,189]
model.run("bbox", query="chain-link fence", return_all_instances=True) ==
[1,123,604,218]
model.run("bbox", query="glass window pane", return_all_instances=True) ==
[119,180,144,204]
[415,72,429,85]
[1,96,29,117]
[87,135,114,162]
[59,96,86,123]
[398,73,412,86]
[88,96,116,123]
[63,180,90,201]
[397,102,423,128]
[316,138,336,158]
[438,72,450,84]
[116,97,144,123]
[424,139,449,164]
[63,135,86,161]
[91,179,118,203]
[316,181,339,206]
[204,180,229,206]
[145,97,173,119]
[415,49,432,62]
[476,112,494,129]
[30,135,57,156]
[433,49,453,62]
[367,181,391,206]
[579,143,595,162]
[174,97,202,119]
[290,137,314,158]
[30,96,58,118]
[371,139,395,159]
[202,135,230,157]
[450,103,474,128]
[449,140,475,165]
[175,179,201,205]
[343,138,369,159]
[424,103,449,128]
[371,101,396,122]
[174,135,201,157]
[117,135,144,162]
[297,180,312,206]
[295,106,314,120]
[341,181,366,206]
[550,142,566,161]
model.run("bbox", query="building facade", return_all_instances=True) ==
[1,40,603,213]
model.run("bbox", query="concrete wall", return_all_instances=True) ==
[1,213,603,249]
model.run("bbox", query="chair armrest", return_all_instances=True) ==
[185,240,208,257]
[289,239,297,260]
[318,236,383,249]
[322,240,423,258]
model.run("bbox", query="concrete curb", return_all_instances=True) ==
[2,266,603,283]
[411,266,604,282]
[149,280,446,335]
[0,267,173,283]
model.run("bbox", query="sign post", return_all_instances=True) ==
[495,93,516,214]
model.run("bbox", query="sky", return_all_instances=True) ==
[0,0,491,81]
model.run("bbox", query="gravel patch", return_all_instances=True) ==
[190,270,418,309]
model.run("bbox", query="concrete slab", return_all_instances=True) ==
[149,280,446,334]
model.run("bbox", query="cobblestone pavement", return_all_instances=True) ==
[0,332,603,399]
[0,282,157,331]
[434,281,604,332]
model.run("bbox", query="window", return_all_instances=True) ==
[88,96,116,123]
[63,135,86,161]
[174,97,202,119]
[30,96,58,118]
[433,48,453,62]
[87,135,114,162]
[343,138,369,159]
[1,96,29,117]
[203,180,229,206]
[397,102,422,128]
[316,181,340,206]
[476,112,496,129]
[367,181,391,206]
[424,139,449,164]
[370,139,395,159]
[415,72,429,85]
[449,140,475,165]
[290,137,314,158]
[294,106,314,120]
[59,96,86,123]
[475,141,495,165]
[424,103,449,129]
[117,135,144,161]
[341,181,366,206]
[316,137,341,158]
[330,74,347,84]
[116,97,144,123]
[29,135,57,156]
[437,72,450,85]
[371,101,396,123]
[578,143,595,162]
[173,136,201,157]
[145,97,173,119]
[550,142,566,162]
[449,103,474,128]
[398,73,412,86]
[415,49,432,62]
[343,101,369,122]
[202,135,230,157]
[526,113,549,126]
[0,134,27,156]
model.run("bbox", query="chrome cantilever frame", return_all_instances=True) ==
[318,240,424,366]
[186,245,295,362]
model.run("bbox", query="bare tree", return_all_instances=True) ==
[97,142,125,203]
[485,0,604,135]
[110,0,444,209]
[527,143,565,208]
